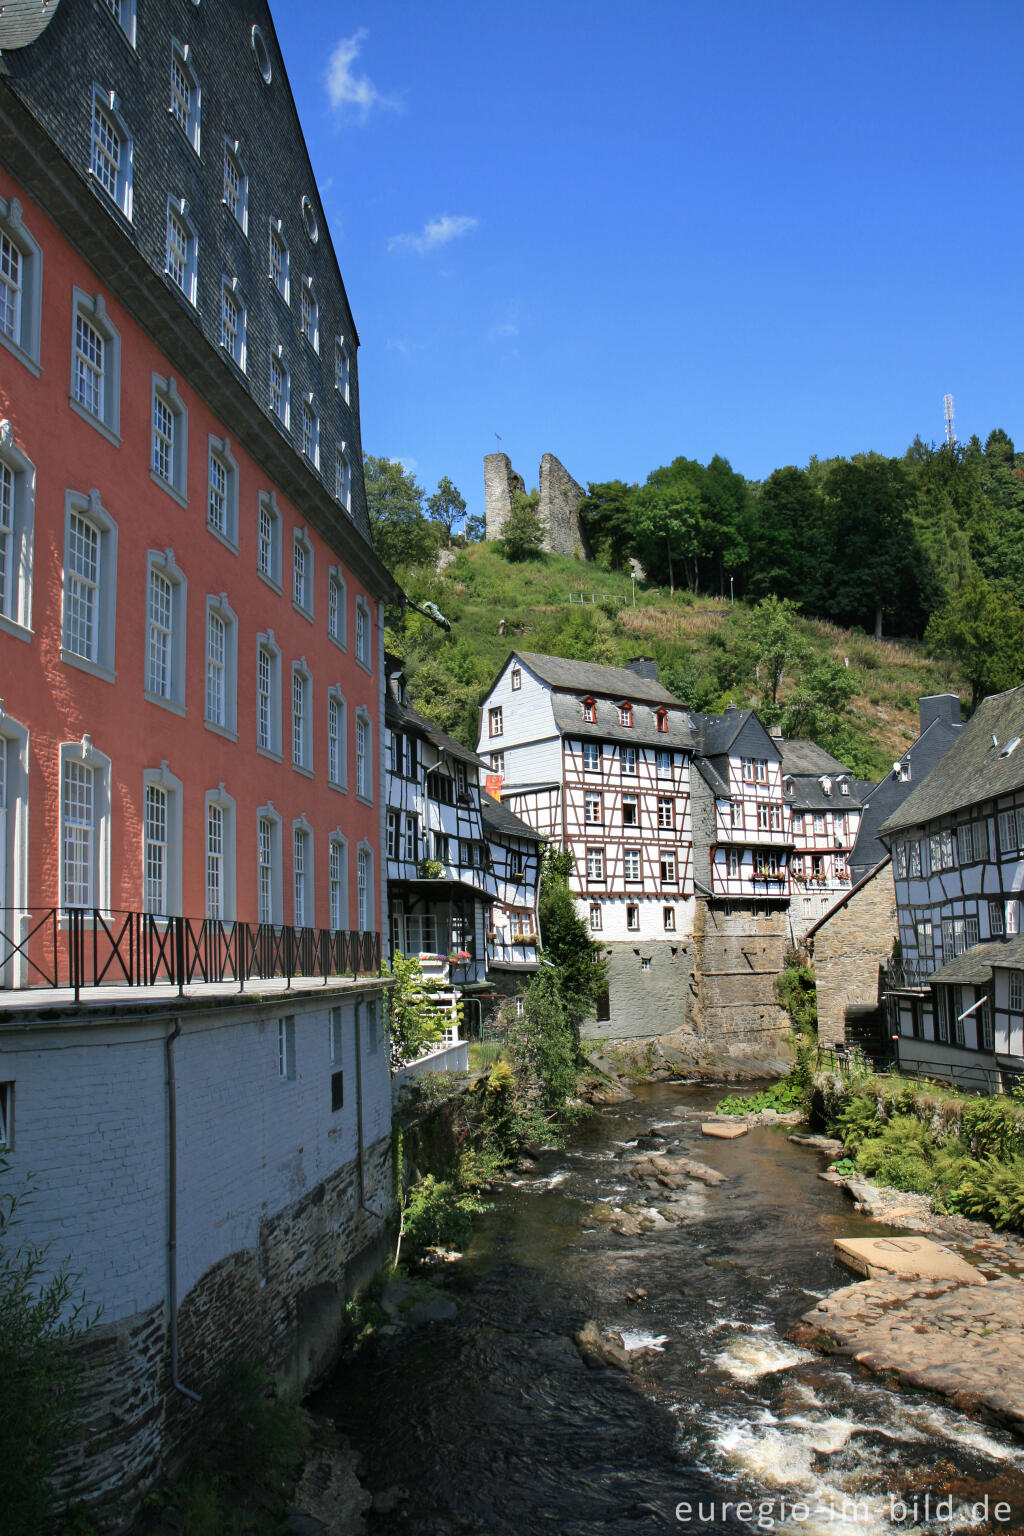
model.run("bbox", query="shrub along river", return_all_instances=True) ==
[313,1082,1024,1535]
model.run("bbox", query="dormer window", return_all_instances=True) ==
[999,737,1021,760]
[655,707,668,734]
[840,779,850,795]
[582,696,596,724]
[783,776,794,797]
[619,702,633,728]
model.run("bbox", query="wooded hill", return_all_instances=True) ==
[387,542,961,781]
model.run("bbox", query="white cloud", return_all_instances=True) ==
[388,214,478,255]
[324,31,395,122]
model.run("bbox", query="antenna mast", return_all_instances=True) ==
[943,393,956,448]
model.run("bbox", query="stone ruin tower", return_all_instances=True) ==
[483,451,590,560]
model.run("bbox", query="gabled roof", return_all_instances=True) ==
[929,933,1024,987]
[878,687,1024,838]
[803,855,893,941]
[480,793,544,843]
[850,716,963,878]
[512,651,683,706]
[696,708,782,763]
[550,694,697,751]
[779,739,850,776]
[385,694,487,770]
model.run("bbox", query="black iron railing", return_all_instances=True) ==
[0,908,381,1002]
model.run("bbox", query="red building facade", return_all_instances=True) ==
[0,2,397,981]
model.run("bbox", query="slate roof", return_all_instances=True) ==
[879,688,1024,838]
[385,693,487,769]
[480,792,544,843]
[803,855,893,942]
[550,693,698,751]
[928,934,1024,987]
[514,651,683,706]
[779,740,850,775]
[850,717,963,879]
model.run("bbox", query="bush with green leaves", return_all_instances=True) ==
[1,1159,94,1536]
[384,951,451,1069]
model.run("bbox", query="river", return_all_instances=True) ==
[313,1082,1024,1535]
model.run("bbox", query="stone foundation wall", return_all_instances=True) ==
[810,864,896,1047]
[581,941,693,1041]
[61,1137,393,1514]
[686,900,793,1071]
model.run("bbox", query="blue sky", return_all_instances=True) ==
[274,2,1024,524]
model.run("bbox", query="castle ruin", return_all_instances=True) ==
[483,451,590,560]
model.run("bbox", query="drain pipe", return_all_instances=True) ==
[166,1017,201,1403]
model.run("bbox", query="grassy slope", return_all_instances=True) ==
[398,544,963,778]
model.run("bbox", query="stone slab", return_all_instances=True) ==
[701,1122,748,1139]
[834,1235,986,1285]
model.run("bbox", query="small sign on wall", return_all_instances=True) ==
[485,773,503,799]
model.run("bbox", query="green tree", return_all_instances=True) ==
[1,1160,93,1535]
[464,511,486,542]
[537,846,608,1037]
[781,655,857,748]
[499,489,545,561]
[426,475,467,545]
[364,455,442,571]
[508,969,579,1118]
[748,595,800,710]
[384,952,448,1068]
[823,456,922,637]
[925,575,1024,708]
[578,480,638,568]
[747,466,829,609]
[634,474,702,593]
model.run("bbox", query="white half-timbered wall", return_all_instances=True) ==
[486,828,543,967]
[709,755,791,900]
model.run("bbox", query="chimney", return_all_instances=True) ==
[919,694,962,733]
[626,656,658,681]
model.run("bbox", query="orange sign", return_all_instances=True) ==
[485,773,504,800]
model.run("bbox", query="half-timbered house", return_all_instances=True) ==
[385,661,541,1027]
[878,685,1024,1087]
[779,739,861,942]
[478,654,794,1058]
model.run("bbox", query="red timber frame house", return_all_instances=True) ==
[0,0,400,994]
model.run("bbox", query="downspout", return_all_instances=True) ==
[166,1017,201,1403]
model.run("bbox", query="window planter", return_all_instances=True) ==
[418,858,444,880]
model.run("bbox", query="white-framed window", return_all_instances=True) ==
[581,740,600,772]
[357,845,373,932]
[203,784,236,920]
[279,1016,296,1080]
[293,528,313,616]
[141,764,182,917]
[929,829,956,872]
[220,278,246,371]
[335,445,352,512]
[222,138,247,233]
[403,814,418,862]
[62,489,117,680]
[206,436,238,548]
[584,791,602,824]
[256,633,282,757]
[660,849,677,884]
[204,595,237,737]
[170,42,200,153]
[293,820,313,929]
[728,848,741,877]
[144,549,186,711]
[328,568,347,647]
[489,706,504,738]
[299,277,319,352]
[0,423,35,638]
[355,597,372,669]
[589,902,602,931]
[334,337,350,403]
[386,811,397,859]
[102,0,136,47]
[956,820,990,866]
[989,900,1005,939]
[291,662,313,772]
[60,740,111,911]
[619,703,633,728]
[490,751,504,773]
[656,749,672,776]
[997,808,1024,854]
[70,291,121,444]
[586,846,604,881]
[269,220,289,303]
[300,397,319,468]
[329,834,348,930]
[0,197,43,372]
[730,802,743,828]
[511,666,522,691]
[269,350,289,427]
[165,197,198,305]
[582,698,596,723]
[658,797,674,830]
[256,490,282,588]
[355,710,372,801]
[742,758,769,784]
[664,906,676,931]
[151,374,187,503]
[257,806,282,924]
[624,846,641,881]
[621,745,637,775]
[626,904,639,930]
[1009,970,1024,1013]
[327,689,346,787]
[90,88,133,220]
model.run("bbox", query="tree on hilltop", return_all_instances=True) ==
[427,475,467,545]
